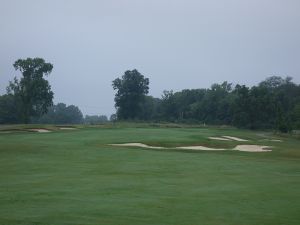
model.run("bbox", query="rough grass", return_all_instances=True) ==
[0,124,299,225]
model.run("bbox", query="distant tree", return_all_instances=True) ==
[139,96,161,121]
[112,69,149,120]
[231,84,257,128]
[109,114,117,122]
[65,105,83,124]
[7,58,54,123]
[293,103,300,129]
[259,76,291,89]
[85,115,108,124]
[34,103,83,124]
[0,94,20,124]
[160,90,177,121]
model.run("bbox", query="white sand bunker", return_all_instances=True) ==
[179,145,272,152]
[222,136,248,141]
[59,127,77,130]
[29,129,51,133]
[234,145,272,152]
[176,146,226,151]
[209,137,231,141]
[262,139,282,142]
[109,143,165,149]
[109,143,272,153]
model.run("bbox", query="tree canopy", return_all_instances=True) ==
[112,69,149,120]
[6,58,54,123]
[110,72,300,132]
[1,59,299,133]
[33,103,83,124]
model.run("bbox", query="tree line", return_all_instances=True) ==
[1,58,299,132]
[0,58,107,125]
[112,70,300,132]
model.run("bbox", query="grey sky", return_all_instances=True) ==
[1,0,299,116]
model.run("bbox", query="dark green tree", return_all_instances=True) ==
[84,115,108,124]
[34,103,83,124]
[112,69,149,120]
[139,96,161,121]
[0,94,20,124]
[7,58,54,123]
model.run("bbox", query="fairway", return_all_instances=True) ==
[0,126,300,225]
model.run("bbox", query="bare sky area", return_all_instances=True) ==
[0,0,299,116]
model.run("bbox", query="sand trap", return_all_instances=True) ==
[109,143,165,149]
[29,129,51,133]
[109,143,272,153]
[234,145,272,152]
[209,137,231,141]
[176,146,226,151]
[222,136,248,141]
[260,139,283,142]
[59,127,77,130]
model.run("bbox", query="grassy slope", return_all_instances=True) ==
[0,126,299,225]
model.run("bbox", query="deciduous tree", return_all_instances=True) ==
[112,69,149,120]
[7,58,54,123]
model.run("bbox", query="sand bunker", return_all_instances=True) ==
[109,143,272,152]
[233,145,272,152]
[109,143,165,149]
[176,146,226,151]
[176,145,272,152]
[266,139,282,142]
[222,136,248,141]
[59,127,77,130]
[29,129,51,133]
[209,137,231,141]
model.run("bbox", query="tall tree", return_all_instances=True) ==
[7,58,54,123]
[112,69,149,120]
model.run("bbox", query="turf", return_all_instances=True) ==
[0,125,299,225]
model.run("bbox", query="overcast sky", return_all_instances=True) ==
[0,0,299,116]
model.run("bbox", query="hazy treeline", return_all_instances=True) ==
[0,58,107,125]
[33,103,108,124]
[156,77,299,132]
[0,99,108,125]
[84,115,108,124]
[113,71,300,132]
[32,103,83,124]
[1,58,299,132]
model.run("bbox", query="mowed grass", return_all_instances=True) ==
[0,125,299,225]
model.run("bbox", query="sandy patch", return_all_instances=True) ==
[260,139,283,142]
[209,137,231,141]
[59,127,77,130]
[270,139,282,142]
[222,136,248,141]
[109,143,272,153]
[29,129,51,133]
[109,143,165,149]
[176,146,226,151]
[234,145,272,152]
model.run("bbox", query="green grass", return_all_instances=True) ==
[0,125,299,225]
